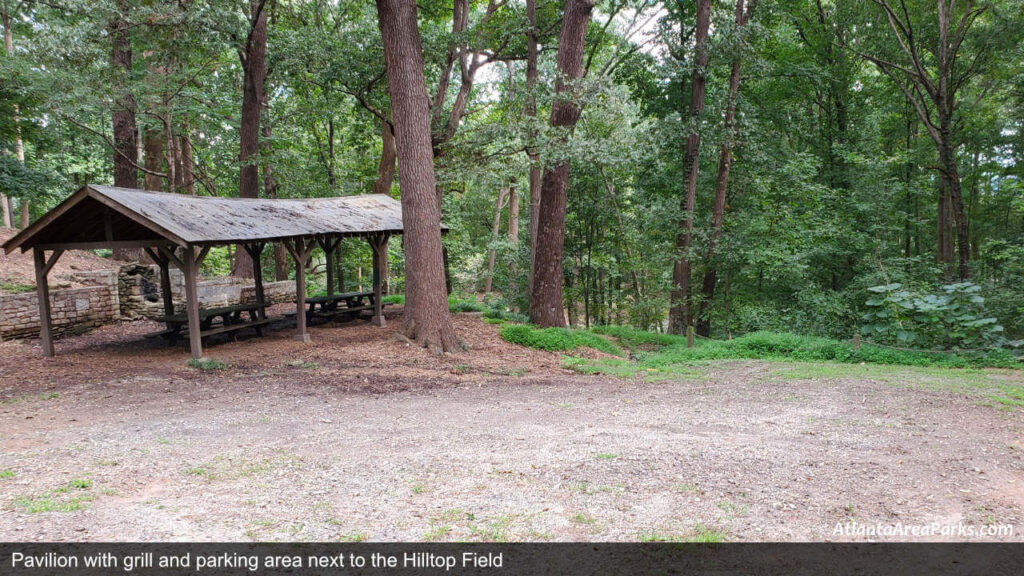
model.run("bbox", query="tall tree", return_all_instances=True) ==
[856,0,990,280]
[372,120,396,195]
[109,2,139,260]
[376,0,460,352]
[529,0,595,327]
[668,0,712,334]
[233,0,269,278]
[696,0,759,337]
[525,0,542,299]
[2,0,24,228]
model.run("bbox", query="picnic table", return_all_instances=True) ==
[148,302,271,342]
[300,291,379,319]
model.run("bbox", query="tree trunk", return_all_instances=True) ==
[376,0,460,352]
[4,0,27,230]
[938,116,970,280]
[668,0,711,334]
[1,2,18,228]
[528,0,595,328]
[485,182,509,294]
[233,0,269,279]
[179,132,194,195]
[373,121,397,195]
[696,0,756,337]
[143,128,164,191]
[507,180,519,279]
[525,0,542,301]
[109,3,137,195]
[260,95,288,281]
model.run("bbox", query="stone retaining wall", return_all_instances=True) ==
[1,264,296,342]
[0,283,120,341]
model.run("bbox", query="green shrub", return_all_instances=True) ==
[637,331,1011,369]
[483,308,530,323]
[499,324,624,356]
[862,282,1005,350]
[590,325,685,348]
[381,294,405,305]
[449,296,485,313]
[0,282,35,294]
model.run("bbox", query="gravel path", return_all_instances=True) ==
[1,312,1022,541]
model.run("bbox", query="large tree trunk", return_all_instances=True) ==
[525,0,541,301]
[938,115,970,280]
[372,121,397,195]
[696,0,757,337]
[143,128,164,191]
[376,0,460,352]
[668,0,711,335]
[528,0,595,327]
[233,0,269,279]
[178,132,194,195]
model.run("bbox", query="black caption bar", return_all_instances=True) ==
[2,543,1022,576]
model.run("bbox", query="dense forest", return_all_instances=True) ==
[2,0,1023,350]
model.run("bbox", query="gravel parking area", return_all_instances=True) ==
[1,311,1022,541]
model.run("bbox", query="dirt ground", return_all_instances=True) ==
[1,309,1023,542]
[1,227,116,290]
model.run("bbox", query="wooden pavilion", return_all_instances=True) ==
[2,184,406,359]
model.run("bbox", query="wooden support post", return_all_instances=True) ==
[145,247,175,319]
[32,247,62,357]
[686,325,695,349]
[370,234,388,327]
[183,245,204,360]
[326,246,335,298]
[317,238,340,298]
[158,256,174,318]
[244,243,267,319]
[286,238,315,343]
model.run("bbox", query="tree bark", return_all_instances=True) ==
[109,3,137,195]
[696,0,757,337]
[668,0,711,334]
[525,0,542,301]
[528,0,595,327]
[179,132,194,195]
[233,0,269,279]
[143,128,164,191]
[507,180,519,278]
[376,0,460,352]
[373,121,397,195]
[485,182,509,294]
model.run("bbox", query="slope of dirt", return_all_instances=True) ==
[0,227,119,291]
[1,311,1022,542]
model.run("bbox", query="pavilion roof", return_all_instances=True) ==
[3,185,408,253]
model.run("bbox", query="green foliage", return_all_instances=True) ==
[563,328,1022,375]
[448,296,485,313]
[499,324,624,356]
[862,282,1006,350]
[381,294,405,305]
[0,282,35,293]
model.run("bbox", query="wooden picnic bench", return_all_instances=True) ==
[147,302,271,342]
[298,291,381,320]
